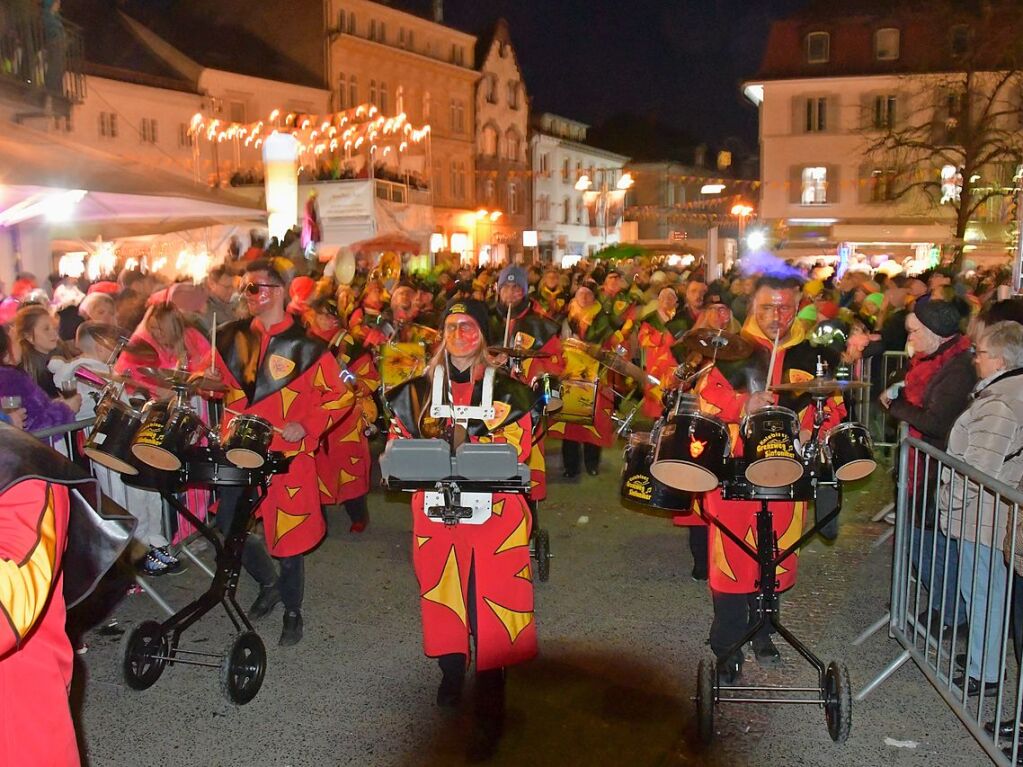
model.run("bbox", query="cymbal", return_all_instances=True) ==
[138,367,227,392]
[599,352,659,386]
[487,346,552,359]
[86,368,146,388]
[679,329,753,362]
[122,340,160,364]
[769,378,870,395]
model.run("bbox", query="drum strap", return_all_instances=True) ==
[430,365,496,421]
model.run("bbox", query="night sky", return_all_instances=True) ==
[402,0,811,151]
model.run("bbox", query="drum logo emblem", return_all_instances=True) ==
[625,474,653,501]
[268,354,296,380]
[689,438,706,458]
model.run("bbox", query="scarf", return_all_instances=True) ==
[903,334,971,409]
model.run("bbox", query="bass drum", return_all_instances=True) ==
[826,422,876,482]
[741,406,804,488]
[621,432,693,511]
[650,411,730,493]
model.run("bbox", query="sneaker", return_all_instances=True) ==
[137,549,178,576]
[151,547,182,569]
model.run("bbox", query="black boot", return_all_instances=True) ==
[279,610,303,646]
[437,654,466,707]
[717,651,743,685]
[248,583,281,620]
[752,636,781,667]
[467,669,506,762]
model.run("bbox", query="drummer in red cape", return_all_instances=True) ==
[202,260,350,646]
[691,275,845,683]
[386,298,538,750]
[489,264,564,503]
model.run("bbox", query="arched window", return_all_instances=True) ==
[481,125,498,157]
[806,31,830,63]
[875,27,900,61]
[505,129,521,161]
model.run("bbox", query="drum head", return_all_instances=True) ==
[226,448,266,469]
[132,444,183,471]
[649,460,720,493]
[544,397,563,414]
[745,457,804,488]
[835,458,876,482]
[83,447,139,476]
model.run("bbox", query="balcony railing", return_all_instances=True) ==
[0,5,86,109]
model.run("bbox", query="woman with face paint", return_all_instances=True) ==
[386,298,538,761]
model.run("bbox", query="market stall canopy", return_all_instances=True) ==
[349,232,422,255]
[0,124,265,237]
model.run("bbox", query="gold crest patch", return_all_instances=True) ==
[268,354,296,381]
[484,401,512,431]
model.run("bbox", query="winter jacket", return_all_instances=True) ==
[942,368,1023,550]
[887,343,976,448]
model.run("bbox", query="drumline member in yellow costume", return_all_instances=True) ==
[692,275,844,683]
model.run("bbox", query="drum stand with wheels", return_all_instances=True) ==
[121,465,279,705]
[695,478,852,746]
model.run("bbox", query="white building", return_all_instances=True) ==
[530,113,630,264]
[743,4,1021,269]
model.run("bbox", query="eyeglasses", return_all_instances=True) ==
[243,282,280,295]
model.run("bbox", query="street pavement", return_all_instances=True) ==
[75,441,992,766]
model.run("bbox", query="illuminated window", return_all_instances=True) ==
[870,169,897,202]
[806,32,830,64]
[801,166,828,205]
[481,125,498,157]
[875,28,900,60]
[941,164,962,204]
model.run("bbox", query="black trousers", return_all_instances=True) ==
[710,591,775,659]
[561,439,601,476]
[689,526,708,577]
[216,486,304,612]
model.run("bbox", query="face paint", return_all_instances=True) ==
[243,276,280,315]
[444,316,482,358]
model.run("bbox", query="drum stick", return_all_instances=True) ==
[766,325,781,396]
[225,407,286,435]
[210,313,217,375]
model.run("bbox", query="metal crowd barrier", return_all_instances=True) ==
[28,418,214,617]
[858,433,1023,766]
[850,350,908,455]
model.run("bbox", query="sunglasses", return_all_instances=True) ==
[243,282,281,295]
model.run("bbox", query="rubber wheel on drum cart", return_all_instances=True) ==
[533,528,551,582]
[221,631,267,705]
[121,620,169,690]
[696,658,716,745]
[824,661,852,743]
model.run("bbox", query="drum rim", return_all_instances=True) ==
[83,446,139,476]
[744,456,805,488]
[225,447,267,469]
[834,457,877,482]
[740,405,799,429]
[649,459,720,492]
[131,443,183,471]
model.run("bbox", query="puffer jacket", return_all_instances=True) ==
[940,368,1023,552]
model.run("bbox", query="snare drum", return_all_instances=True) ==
[531,373,563,415]
[621,432,693,510]
[84,391,143,475]
[555,379,597,424]
[223,414,275,469]
[650,411,730,492]
[131,400,203,471]
[741,406,803,488]
[826,422,876,482]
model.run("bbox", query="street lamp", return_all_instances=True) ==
[730,201,754,247]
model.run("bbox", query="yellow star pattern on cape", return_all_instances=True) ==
[491,499,505,517]
[483,597,533,644]
[279,386,299,419]
[225,387,246,407]
[495,515,529,554]
[514,564,532,582]
[274,508,309,544]
[286,486,301,499]
[712,524,737,581]
[416,535,431,548]
[422,546,466,625]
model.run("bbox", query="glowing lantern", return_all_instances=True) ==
[262,132,299,240]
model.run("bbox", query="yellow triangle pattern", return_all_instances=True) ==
[514,564,532,582]
[711,526,737,582]
[416,535,431,548]
[337,426,361,443]
[495,515,529,554]
[274,507,309,544]
[422,546,466,626]
[339,469,357,485]
[226,387,246,406]
[279,386,299,419]
[492,499,505,517]
[317,476,330,496]
[286,485,301,499]
[313,365,328,392]
[483,597,533,644]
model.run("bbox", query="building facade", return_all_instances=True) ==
[473,18,530,265]
[530,113,629,264]
[744,4,1023,269]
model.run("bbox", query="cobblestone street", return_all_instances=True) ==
[75,443,990,766]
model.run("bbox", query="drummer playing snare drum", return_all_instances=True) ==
[691,275,845,684]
